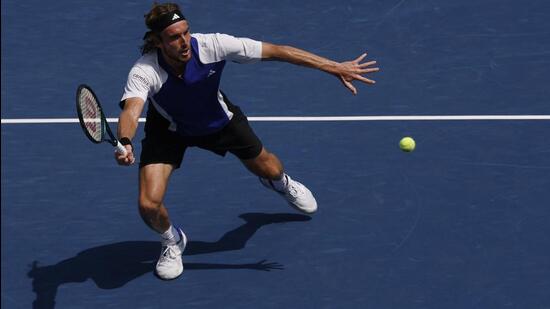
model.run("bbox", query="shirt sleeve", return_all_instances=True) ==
[119,66,153,108]
[210,33,263,63]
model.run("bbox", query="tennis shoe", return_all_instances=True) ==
[260,175,318,214]
[155,228,187,280]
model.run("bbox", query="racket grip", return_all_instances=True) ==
[115,140,128,155]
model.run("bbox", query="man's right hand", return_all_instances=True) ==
[115,144,136,166]
[115,97,145,166]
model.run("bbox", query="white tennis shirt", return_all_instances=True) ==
[120,33,262,136]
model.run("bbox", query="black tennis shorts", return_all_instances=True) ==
[139,95,263,169]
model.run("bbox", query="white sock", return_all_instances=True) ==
[160,225,181,245]
[268,173,289,192]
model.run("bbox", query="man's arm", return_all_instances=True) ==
[115,97,145,165]
[261,42,379,95]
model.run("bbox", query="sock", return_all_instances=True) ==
[160,225,181,245]
[268,173,289,192]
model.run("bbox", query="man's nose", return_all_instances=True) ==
[179,34,188,45]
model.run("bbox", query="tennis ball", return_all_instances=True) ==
[399,137,416,152]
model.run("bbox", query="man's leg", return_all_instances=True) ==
[241,147,318,214]
[139,163,187,280]
[241,147,284,180]
[139,163,174,233]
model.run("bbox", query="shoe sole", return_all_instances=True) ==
[154,269,184,281]
[287,200,317,214]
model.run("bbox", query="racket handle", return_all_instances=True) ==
[115,140,128,155]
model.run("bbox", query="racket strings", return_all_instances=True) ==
[79,89,103,142]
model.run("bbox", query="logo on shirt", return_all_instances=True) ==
[207,69,216,77]
[132,73,150,87]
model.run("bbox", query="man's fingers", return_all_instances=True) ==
[124,154,136,165]
[359,60,377,68]
[115,152,135,166]
[337,53,379,94]
[354,52,368,63]
[341,77,357,95]
[358,67,380,74]
[355,74,376,84]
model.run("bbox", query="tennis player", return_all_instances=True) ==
[115,2,379,280]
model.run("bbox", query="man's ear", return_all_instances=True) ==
[150,33,162,49]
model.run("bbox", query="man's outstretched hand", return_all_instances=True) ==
[332,52,379,95]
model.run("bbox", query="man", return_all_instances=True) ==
[115,2,379,280]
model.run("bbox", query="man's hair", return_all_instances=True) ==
[140,2,183,55]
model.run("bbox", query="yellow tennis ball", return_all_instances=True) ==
[399,137,416,152]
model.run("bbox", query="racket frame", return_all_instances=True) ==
[76,84,127,154]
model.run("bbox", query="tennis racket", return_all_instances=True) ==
[76,84,127,155]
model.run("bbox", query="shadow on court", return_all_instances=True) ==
[27,213,310,309]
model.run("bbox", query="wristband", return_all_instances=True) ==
[119,137,133,150]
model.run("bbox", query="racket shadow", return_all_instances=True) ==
[27,212,311,309]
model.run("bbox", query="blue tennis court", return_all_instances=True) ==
[2,1,550,308]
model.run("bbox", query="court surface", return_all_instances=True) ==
[2,1,550,308]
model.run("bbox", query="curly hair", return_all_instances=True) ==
[140,2,183,55]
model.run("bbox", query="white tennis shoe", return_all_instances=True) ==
[260,175,318,214]
[155,228,187,280]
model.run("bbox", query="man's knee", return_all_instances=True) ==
[138,195,162,216]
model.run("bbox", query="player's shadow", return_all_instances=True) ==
[27,212,310,309]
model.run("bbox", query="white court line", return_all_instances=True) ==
[1,115,550,124]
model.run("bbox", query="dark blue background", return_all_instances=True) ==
[2,1,550,308]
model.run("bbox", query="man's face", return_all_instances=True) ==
[157,20,192,64]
